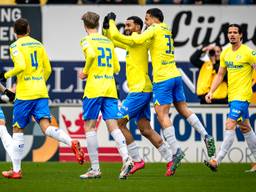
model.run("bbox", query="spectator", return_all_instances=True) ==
[194,0,222,4]
[0,0,15,4]
[82,0,138,3]
[47,0,78,4]
[190,44,228,104]
[16,0,40,3]
[146,0,194,4]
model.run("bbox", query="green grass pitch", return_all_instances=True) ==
[0,162,255,192]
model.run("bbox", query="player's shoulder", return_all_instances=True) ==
[221,44,231,55]
[241,44,254,53]
[10,41,17,50]
[29,37,43,45]
[16,36,43,49]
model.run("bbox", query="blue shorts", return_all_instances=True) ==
[117,92,151,122]
[13,98,51,128]
[153,76,186,105]
[228,100,249,122]
[83,97,119,121]
[0,107,5,120]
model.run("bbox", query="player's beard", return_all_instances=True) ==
[124,30,132,36]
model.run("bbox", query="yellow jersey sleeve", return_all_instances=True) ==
[5,45,26,79]
[248,49,256,65]
[80,38,96,75]
[113,50,120,74]
[103,27,127,49]
[109,20,134,46]
[42,47,51,81]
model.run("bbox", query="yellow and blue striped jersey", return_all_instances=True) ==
[220,44,256,102]
[104,26,152,93]
[6,36,51,100]
[80,33,120,99]
[109,20,181,83]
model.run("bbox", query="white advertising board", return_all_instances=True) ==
[59,105,256,163]
[43,5,256,62]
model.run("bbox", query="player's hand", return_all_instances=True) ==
[0,71,7,82]
[79,71,87,80]
[103,16,109,29]
[202,44,215,52]
[3,89,15,103]
[205,92,213,104]
[252,63,256,70]
[107,12,116,21]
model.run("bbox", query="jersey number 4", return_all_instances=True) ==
[97,47,112,67]
[30,51,38,69]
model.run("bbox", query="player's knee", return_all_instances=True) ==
[0,119,5,125]
[13,126,23,133]
[117,119,127,129]
[239,124,251,133]
[140,128,151,137]
[225,120,237,130]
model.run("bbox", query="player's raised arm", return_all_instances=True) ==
[109,20,134,46]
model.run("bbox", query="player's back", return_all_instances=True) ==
[81,34,119,99]
[148,23,180,83]
[10,36,50,100]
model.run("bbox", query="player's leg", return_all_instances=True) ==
[205,101,242,171]
[117,92,152,171]
[137,101,172,164]
[80,97,102,179]
[155,104,184,175]
[174,101,215,158]
[2,99,30,179]
[103,97,132,179]
[137,117,176,175]
[0,108,13,161]
[118,118,143,167]
[238,108,256,162]
[172,76,215,157]
[239,103,256,172]
[80,119,101,179]
[205,117,237,171]
[35,99,84,165]
[153,78,184,175]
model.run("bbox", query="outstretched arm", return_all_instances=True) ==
[205,66,227,103]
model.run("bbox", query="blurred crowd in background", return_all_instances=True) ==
[0,0,256,5]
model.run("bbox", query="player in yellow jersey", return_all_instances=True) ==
[103,15,178,176]
[205,24,256,172]
[78,12,133,180]
[0,18,85,179]
[107,8,215,167]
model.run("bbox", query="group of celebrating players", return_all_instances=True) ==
[0,7,256,180]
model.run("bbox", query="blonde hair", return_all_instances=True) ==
[81,11,100,29]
